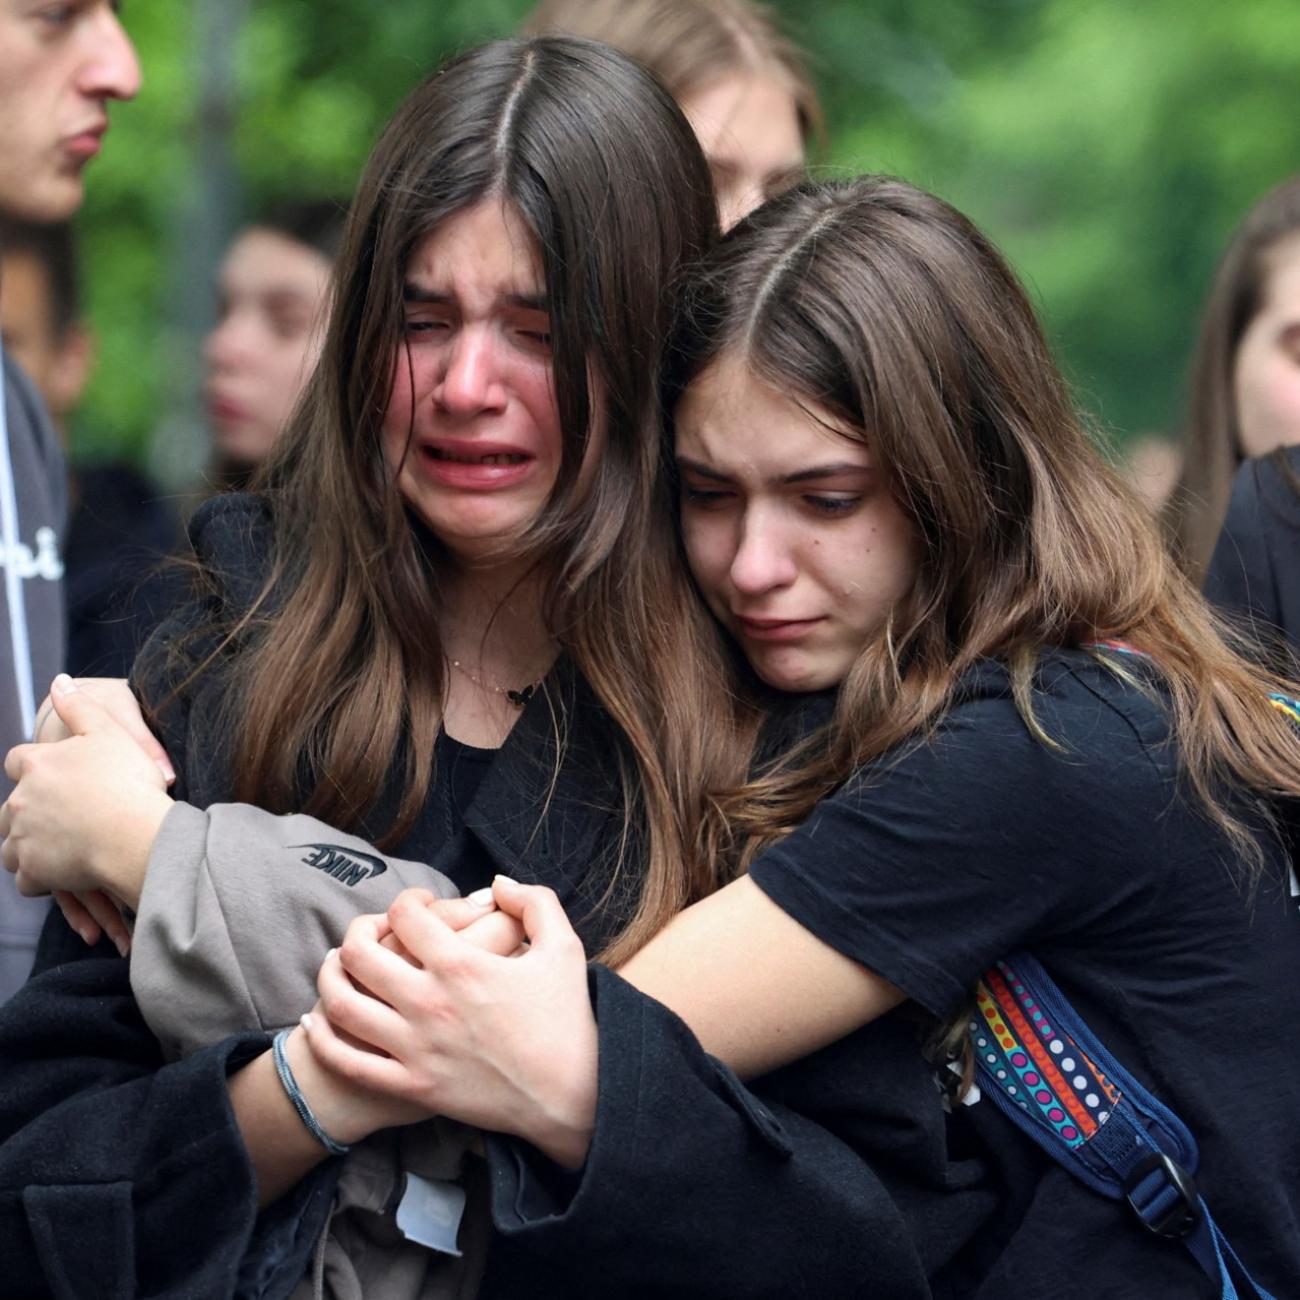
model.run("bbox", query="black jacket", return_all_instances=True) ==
[1204,446,1300,654]
[0,494,991,1298]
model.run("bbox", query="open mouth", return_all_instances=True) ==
[426,448,529,466]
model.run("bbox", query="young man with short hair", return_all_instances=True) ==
[0,0,139,999]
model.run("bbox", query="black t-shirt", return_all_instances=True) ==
[381,730,501,897]
[750,650,1300,1298]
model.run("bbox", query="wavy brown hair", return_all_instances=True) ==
[162,38,753,960]
[1164,175,1300,580]
[667,176,1300,881]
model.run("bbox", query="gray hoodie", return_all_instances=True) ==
[0,353,66,1002]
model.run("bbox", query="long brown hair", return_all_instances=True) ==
[165,38,750,960]
[1164,175,1300,580]
[668,176,1300,876]
[522,0,823,148]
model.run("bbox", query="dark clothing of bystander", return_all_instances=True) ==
[1204,446,1300,658]
[64,460,181,678]
[0,353,65,1003]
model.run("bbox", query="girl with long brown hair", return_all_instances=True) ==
[293,176,1300,1296]
[0,45,965,1300]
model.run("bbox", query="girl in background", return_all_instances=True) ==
[523,0,821,229]
[1165,175,1300,580]
[203,200,343,487]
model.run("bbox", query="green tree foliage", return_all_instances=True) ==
[70,0,1300,468]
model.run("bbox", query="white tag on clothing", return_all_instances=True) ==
[395,1172,466,1256]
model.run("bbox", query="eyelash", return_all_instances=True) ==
[681,487,863,516]
[401,320,551,347]
[37,4,78,26]
[681,487,730,509]
[805,495,862,515]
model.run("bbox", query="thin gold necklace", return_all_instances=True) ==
[448,658,543,708]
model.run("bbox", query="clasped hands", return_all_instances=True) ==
[296,878,600,1169]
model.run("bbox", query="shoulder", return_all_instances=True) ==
[747,653,1192,1012]
[130,494,274,721]
[808,651,1173,844]
[924,649,1170,779]
[184,492,276,617]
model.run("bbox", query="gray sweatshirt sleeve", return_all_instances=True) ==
[130,802,458,1060]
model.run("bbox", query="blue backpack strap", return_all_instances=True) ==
[971,954,1276,1300]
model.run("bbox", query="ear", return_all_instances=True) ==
[47,323,95,420]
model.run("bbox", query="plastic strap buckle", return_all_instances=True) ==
[1122,1151,1200,1239]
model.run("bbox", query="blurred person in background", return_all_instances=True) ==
[1164,176,1300,581]
[0,218,177,678]
[1200,178,1300,653]
[0,0,139,1000]
[522,0,821,229]
[203,201,343,491]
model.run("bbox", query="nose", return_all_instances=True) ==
[204,310,255,374]
[80,8,143,103]
[729,509,798,597]
[435,328,505,417]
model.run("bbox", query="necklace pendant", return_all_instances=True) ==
[505,683,536,708]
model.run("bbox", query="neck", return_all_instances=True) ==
[440,555,556,681]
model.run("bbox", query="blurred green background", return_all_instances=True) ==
[74,0,1300,481]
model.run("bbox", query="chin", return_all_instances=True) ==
[752,653,842,695]
[11,176,84,225]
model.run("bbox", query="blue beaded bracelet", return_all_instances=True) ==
[271,1028,351,1157]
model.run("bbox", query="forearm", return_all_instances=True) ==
[226,1038,334,1208]
[614,874,903,1078]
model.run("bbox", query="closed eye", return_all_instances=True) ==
[681,485,735,509]
[404,317,449,336]
[803,494,862,515]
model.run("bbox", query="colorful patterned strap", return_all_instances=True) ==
[972,954,1276,1299]
[974,959,1119,1154]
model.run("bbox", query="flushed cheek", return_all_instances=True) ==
[1235,348,1300,455]
[380,359,422,466]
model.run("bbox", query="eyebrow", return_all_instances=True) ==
[676,456,873,486]
[401,284,548,312]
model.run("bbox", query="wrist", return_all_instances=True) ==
[282,1024,383,1147]
[527,1042,598,1170]
[95,787,172,910]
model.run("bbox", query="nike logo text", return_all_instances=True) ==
[292,843,389,888]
